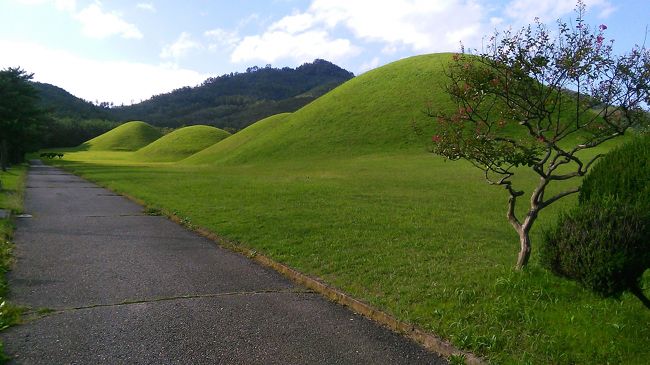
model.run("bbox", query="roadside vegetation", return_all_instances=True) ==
[0,165,28,361]
[44,51,650,363]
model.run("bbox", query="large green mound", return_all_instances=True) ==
[183,53,454,165]
[182,113,291,164]
[79,121,162,151]
[134,125,231,162]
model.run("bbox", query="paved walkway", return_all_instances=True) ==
[1,162,445,364]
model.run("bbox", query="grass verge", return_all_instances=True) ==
[0,165,28,362]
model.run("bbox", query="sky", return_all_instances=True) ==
[0,0,647,105]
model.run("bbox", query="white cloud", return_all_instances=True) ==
[504,0,616,23]
[230,0,488,66]
[14,0,76,11]
[231,30,358,65]
[0,40,206,105]
[359,57,381,73]
[14,0,143,40]
[136,2,155,12]
[75,3,143,39]
[160,32,202,59]
[204,28,241,51]
[313,0,487,52]
[269,12,316,33]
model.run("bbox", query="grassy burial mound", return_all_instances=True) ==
[183,113,291,164]
[79,121,163,151]
[133,125,231,162]
[183,54,454,165]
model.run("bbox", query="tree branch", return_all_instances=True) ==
[539,187,580,208]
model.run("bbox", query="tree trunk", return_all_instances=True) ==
[0,139,7,172]
[516,228,532,270]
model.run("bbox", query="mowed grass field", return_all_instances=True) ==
[45,54,649,364]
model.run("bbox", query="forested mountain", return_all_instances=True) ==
[32,82,120,148]
[32,82,114,120]
[110,59,354,130]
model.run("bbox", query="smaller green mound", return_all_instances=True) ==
[182,113,291,164]
[134,125,231,162]
[79,121,162,151]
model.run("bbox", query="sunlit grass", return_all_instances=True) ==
[51,149,649,364]
[133,125,230,162]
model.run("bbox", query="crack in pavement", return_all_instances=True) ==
[26,186,103,189]
[21,288,316,322]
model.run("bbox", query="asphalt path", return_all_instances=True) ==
[0,162,446,364]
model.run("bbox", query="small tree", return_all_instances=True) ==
[430,3,650,269]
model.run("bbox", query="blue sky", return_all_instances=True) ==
[0,0,647,105]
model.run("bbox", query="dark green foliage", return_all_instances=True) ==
[0,67,45,168]
[542,134,650,306]
[31,82,113,121]
[580,134,650,207]
[42,118,119,148]
[109,59,353,129]
[541,201,649,299]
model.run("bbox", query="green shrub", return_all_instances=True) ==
[540,200,649,300]
[580,134,650,206]
[542,134,650,307]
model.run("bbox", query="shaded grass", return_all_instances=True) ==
[50,150,650,364]
[0,165,28,362]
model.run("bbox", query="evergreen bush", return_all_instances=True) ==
[541,133,650,308]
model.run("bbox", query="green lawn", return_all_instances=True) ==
[48,149,650,364]
[0,165,28,360]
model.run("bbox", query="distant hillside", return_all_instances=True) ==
[33,59,353,134]
[80,121,162,151]
[109,59,354,130]
[32,82,114,120]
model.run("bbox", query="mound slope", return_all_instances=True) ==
[183,114,290,164]
[182,53,455,165]
[134,125,231,162]
[80,121,162,151]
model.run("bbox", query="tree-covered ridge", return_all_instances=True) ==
[32,82,113,120]
[110,59,354,129]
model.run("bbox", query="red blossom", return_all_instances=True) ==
[432,135,442,143]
